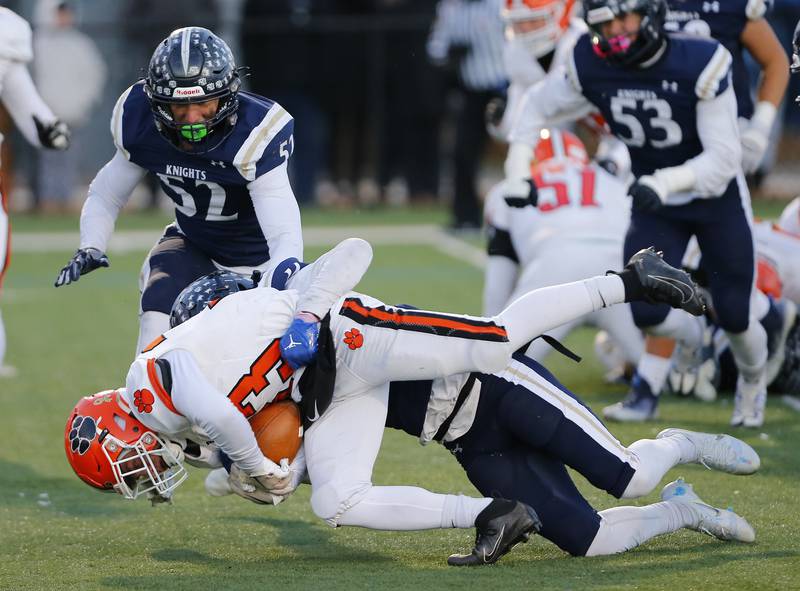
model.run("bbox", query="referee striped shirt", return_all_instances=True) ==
[428,0,508,92]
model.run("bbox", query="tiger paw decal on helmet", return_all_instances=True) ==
[68,416,97,455]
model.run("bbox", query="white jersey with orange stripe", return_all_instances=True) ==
[484,159,630,265]
[121,238,374,474]
[493,18,586,141]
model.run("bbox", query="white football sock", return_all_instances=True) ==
[500,275,625,350]
[636,352,672,395]
[585,502,698,556]
[336,486,491,530]
[620,437,684,499]
[727,320,768,383]
[135,310,171,356]
[648,309,704,345]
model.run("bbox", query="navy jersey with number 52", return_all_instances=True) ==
[570,32,731,179]
[665,0,769,119]
[112,82,295,267]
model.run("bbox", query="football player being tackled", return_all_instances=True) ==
[54,27,304,357]
[66,234,736,564]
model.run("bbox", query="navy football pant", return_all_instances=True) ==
[445,357,636,556]
[141,224,217,314]
[624,182,754,333]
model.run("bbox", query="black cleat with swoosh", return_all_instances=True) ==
[447,499,541,567]
[626,247,707,316]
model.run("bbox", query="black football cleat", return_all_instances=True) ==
[447,499,541,567]
[626,247,707,316]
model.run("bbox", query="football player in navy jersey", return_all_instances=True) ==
[665,0,788,175]
[54,27,303,355]
[385,349,758,557]
[504,0,770,427]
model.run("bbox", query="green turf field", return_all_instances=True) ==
[1,208,798,590]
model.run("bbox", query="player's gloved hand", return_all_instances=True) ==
[280,312,320,369]
[503,178,538,207]
[628,176,666,212]
[33,115,71,150]
[229,458,292,505]
[740,101,776,175]
[485,97,507,128]
[54,248,110,287]
[740,124,769,175]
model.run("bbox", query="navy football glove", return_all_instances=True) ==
[33,115,70,150]
[54,248,110,287]
[628,179,664,212]
[280,312,321,369]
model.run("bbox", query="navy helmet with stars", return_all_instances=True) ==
[144,27,242,153]
[169,269,260,328]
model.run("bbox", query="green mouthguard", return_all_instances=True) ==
[179,123,208,142]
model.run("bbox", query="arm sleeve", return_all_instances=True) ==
[683,85,741,198]
[507,61,593,150]
[79,150,147,251]
[249,161,304,265]
[166,349,267,475]
[0,61,56,147]
[426,0,455,63]
[284,238,374,318]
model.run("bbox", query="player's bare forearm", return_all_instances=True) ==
[742,18,789,107]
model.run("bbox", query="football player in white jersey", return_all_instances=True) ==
[64,236,705,565]
[0,7,70,378]
[489,0,585,140]
[484,128,642,367]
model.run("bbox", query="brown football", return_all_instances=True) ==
[249,400,303,463]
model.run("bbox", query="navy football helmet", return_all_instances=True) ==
[144,27,242,153]
[583,0,667,67]
[169,270,259,328]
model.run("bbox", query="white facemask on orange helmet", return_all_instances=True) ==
[502,0,577,58]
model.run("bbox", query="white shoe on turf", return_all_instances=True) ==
[657,428,760,474]
[661,478,755,543]
[732,375,766,428]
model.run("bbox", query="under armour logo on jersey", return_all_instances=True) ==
[702,1,720,12]
[211,160,226,167]
[133,389,155,414]
[68,416,97,455]
[662,80,678,93]
[343,328,364,350]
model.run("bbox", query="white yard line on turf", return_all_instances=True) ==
[782,395,800,413]
[12,226,488,269]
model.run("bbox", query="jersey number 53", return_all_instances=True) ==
[610,96,683,149]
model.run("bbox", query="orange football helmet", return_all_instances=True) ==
[64,389,187,499]
[533,128,589,169]
[502,0,576,58]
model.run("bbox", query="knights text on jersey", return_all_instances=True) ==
[665,0,768,119]
[112,82,295,267]
[570,33,731,179]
